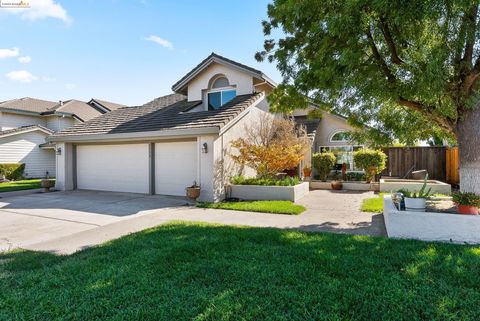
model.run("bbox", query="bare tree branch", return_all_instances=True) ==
[366,26,395,84]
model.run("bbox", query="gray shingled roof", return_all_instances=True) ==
[0,97,58,113]
[0,124,54,137]
[49,100,103,122]
[294,117,321,140]
[90,99,126,111]
[50,92,263,138]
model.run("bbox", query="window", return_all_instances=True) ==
[318,145,363,170]
[207,76,236,110]
[330,131,350,142]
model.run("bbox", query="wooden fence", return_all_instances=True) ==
[446,147,460,186]
[381,147,447,182]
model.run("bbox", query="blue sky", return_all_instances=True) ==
[0,0,281,105]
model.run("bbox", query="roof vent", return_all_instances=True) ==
[59,100,63,106]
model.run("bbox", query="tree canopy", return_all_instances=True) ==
[257,0,480,145]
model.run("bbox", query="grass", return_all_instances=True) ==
[197,200,306,215]
[361,193,386,212]
[1,222,480,320]
[0,179,47,193]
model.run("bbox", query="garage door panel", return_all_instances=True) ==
[155,141,197,196]
[77,144,149,193]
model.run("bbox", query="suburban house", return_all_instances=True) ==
[0,97,125,178]
[49,53,355,201]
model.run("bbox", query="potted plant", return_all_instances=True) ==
[302,166,312,179]
[186,181,201,201]
[452,192,480,215]
[330,172,343,190]
[312,151,336,182]
[40,179,55,192]
[398,176,432,212]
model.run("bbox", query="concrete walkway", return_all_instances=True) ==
[22,190,385,255]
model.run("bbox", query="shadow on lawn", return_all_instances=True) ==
[1,223,480,320]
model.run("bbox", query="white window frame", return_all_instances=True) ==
[207,87,237,110]
[329,130,350,143]
[318,145,364,171]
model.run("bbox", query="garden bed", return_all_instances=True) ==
[380,178,451,194]
[310,180,378,191]
[383,195,480,244]
[230,182,309,202]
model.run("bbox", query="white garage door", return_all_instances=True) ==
[155,141,197,196]
[76,144,149,193]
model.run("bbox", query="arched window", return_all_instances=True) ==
[207,75,236,110]
[330,131,350,142]
[211,76,229,89]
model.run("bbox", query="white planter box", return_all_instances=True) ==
[380,179,451,195]
[383,195,480,244]
[230,182,309,202]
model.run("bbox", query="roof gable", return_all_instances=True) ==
[0,124,54,138]
[171,52,276,94]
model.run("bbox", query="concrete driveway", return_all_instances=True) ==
[0,190,189,252]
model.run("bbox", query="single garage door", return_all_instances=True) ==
[155,141,197,196]
[77,144,149,193]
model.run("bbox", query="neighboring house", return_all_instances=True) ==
[0,97,125,178]
[50,53,358,201]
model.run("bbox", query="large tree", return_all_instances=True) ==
[257,0,480,193]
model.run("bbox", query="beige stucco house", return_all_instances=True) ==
[0,98,125,178]
[49,53,356,201]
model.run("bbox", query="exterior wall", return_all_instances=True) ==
[0,131,55,178]
[187,62,254,102]
[45,116,76,132]
[211,100,273,201]
[0,112,46,131]
[198,135,216,202]
[55,142,75,190]
[313,112,355,150]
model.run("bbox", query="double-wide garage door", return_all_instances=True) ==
[76,141,197,196]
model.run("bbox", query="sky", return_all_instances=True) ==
[0,0,281,106]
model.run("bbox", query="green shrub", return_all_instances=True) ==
[346,172,366,181]
[0,163,25,180]
[312,152,336,181]
[452,192,480,207]
[231,175,300,186]
[353,149,387,182]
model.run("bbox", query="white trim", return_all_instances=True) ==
[48,127,220,143]
[329,130,350,143]
[0,127,52,139]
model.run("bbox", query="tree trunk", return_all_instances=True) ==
[456,107,480,194]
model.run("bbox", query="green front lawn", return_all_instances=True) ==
[361,193,386,212]
[198,200,306,215]
[0,179,47,193]
[1,222,480,320]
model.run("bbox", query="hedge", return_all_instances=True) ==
[353,149,387,182]
[0,163,25,180]
[312,152,336,181]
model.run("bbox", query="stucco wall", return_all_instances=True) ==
[211,99,273,201]
[313,112,355,151]
[0,131,55,178]
[187,62,254,102]
[0,112,46,131]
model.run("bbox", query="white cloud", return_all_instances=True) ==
[0,47,19,59]
[1,0,72,24]
[65,83,76,90]
[5,70,37,83]
[145,35,173,50]
[18,55,31,63]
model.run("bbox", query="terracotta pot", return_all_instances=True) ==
[457,205,479,215]
[186,187,201,200]
[303,168,312,178]
[331,181,343,190]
